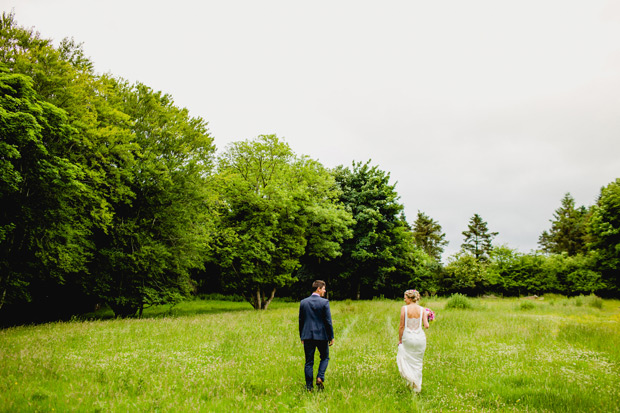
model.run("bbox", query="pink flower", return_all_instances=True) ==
[425,308,435,322]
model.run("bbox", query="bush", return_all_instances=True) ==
[445,293,473,309]
[588,294,603,309]
[575,295,584,307]
[519,301,536,310]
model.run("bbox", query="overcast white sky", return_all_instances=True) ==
[3,0,620,258]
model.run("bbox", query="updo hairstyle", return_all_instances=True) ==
[404,289,421,303]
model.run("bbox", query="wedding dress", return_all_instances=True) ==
[396,305,426,392]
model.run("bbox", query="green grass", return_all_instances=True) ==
[1,296,619,412]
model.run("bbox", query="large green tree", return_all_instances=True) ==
[0,72,94,311]
[588,178,620,293]
[208,135,352,309]
[539,193,588,256]
[1,14,216,319]
[413,211,448,261]
[461,213,498,262]
[1,13,138,320]
[330,161,417,299]
[86,80,216,317]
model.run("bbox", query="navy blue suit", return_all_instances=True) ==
[299,294,334,389]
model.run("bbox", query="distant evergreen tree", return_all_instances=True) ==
[461,213,498,262]
[538,193,588,256]
[413,211,448,261]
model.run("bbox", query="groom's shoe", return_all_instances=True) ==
[316,378,324,391]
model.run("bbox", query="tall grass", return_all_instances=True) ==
[1,297,619,411]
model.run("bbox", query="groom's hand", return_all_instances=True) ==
[329,339,334,346]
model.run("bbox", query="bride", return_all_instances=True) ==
[397,289,430,392]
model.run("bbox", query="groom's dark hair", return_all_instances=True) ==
[312,280,326,291]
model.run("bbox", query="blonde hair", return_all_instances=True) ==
[404,289,421,303]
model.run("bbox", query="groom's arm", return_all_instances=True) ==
[299,302,305,342]
[324,301,334,343]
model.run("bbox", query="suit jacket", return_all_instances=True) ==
[299,294,334,341]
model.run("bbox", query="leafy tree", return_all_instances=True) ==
[86,80,216,317]
[588,178,620,294]
[208,135,352,309]
[388,228,441,297]
[539,193,588,256]
[440,253,491,295]
[488,247,555,296]
[487,246,603,296]
[329,161,417,299]
[1,13,139,319]
[0,72,94,311]
[413,211,448,261]
[461,213,498,262]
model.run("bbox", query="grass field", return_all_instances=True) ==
[1,295,619,412]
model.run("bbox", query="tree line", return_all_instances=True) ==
[1,14,619,323]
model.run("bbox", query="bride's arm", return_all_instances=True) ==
[398,307,405,344]
[423,308,430,329]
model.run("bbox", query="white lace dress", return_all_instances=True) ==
[396,305,426,392]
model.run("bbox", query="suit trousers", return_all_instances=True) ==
[303,339,329,389]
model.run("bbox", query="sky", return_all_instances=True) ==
[3,0,620,258]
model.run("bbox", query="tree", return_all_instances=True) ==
[0,72,94,311]
[461,213,498,262]
[208,135,352,309]
[86,80,216,317]
[329,161,418,299]
[538,193,588,256]
[413,211,448,261]
[1,13,138,319]
[441,253,490,295]
[588,178,620,294]
[0,13,217,320]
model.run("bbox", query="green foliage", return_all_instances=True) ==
[588,178,620,293]
[588,294,603,309]
[445,293,473,309]
[441,253,491,295]
[86,80,215,317]
[0,13,216,318]
[539,193,589,256]
[207,135,353,309]
[461,213,498,262]
[486,246,604,297]
[0,71,95,310]
[327,161,425,299]
[519,301,536,310]
[413,211,448,261]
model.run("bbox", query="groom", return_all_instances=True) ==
[299,280,334,391]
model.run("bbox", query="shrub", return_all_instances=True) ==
[575,295,584,307]
[588,294,603,309]
[519,301,535,310]
[445,293,473,309]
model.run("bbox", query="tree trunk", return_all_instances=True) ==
[261,288,276,310]
[0,273,9,311]
[356,282,361,300]
[254,287,262,310]
[0,287,6,311]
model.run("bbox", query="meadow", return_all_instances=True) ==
[1,295,619,412]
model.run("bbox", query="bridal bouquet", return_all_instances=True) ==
[425,308,435,322]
